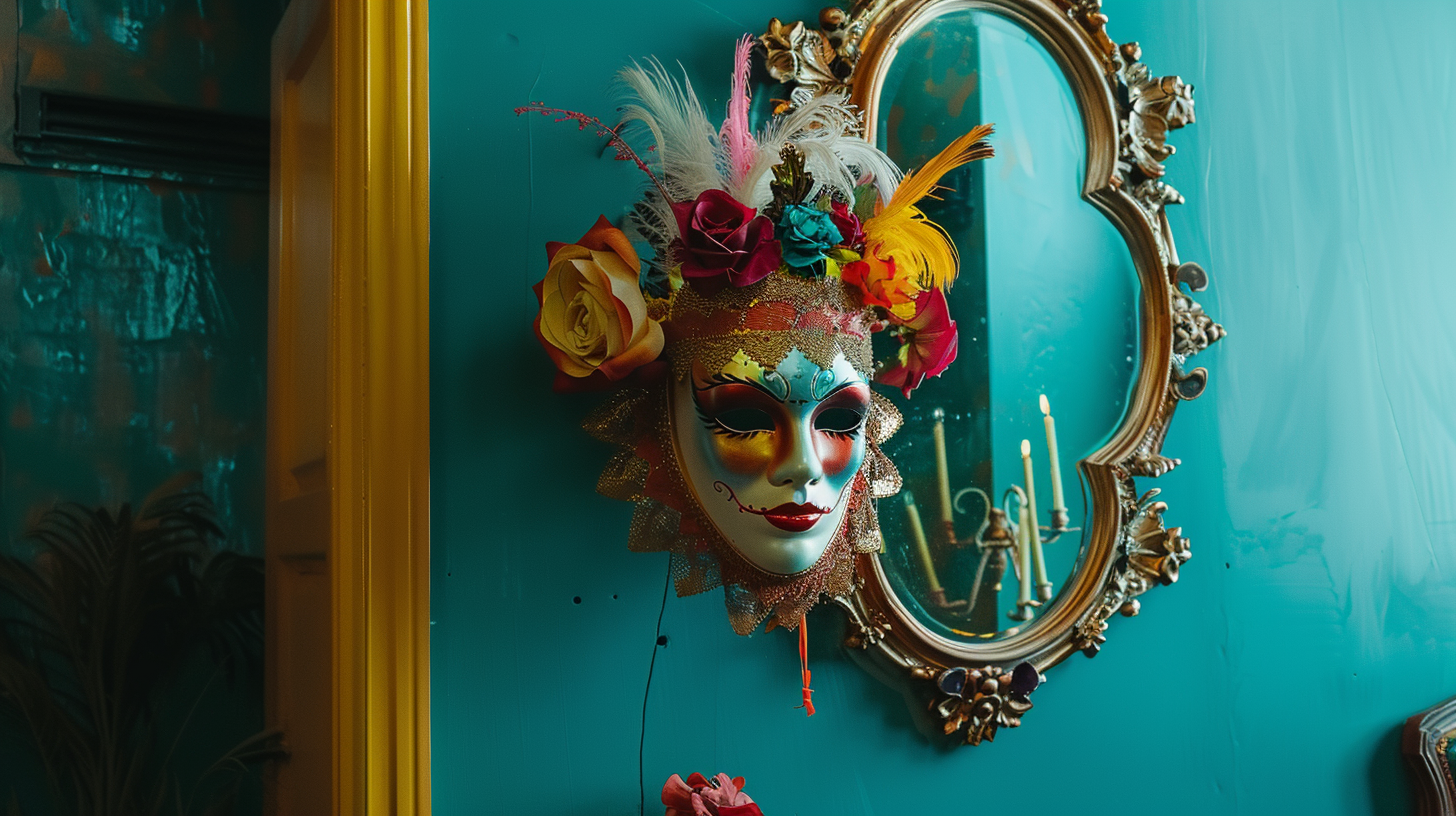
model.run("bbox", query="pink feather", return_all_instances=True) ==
[721,34,757,186]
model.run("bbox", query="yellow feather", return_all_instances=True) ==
[863,124,995,290]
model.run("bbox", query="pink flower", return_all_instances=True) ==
[670,189,781,288]
[876,288,958,397]
[662,772,761,816]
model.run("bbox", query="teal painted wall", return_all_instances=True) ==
[431,1,1456,814]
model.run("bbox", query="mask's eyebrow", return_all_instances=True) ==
[817,380,871,403]
[697,370,790,402]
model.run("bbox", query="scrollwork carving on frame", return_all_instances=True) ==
[761,0,1223,746]
[831,591,894,651]
[931,663,1042,745]
[1051,0,1115,61]
[762,2,1201,227]
[1173,262,1227,360]
[1404,695,1456,815]
[1073,488,1190,657]
[760,1,895,108]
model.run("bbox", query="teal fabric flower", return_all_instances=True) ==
[777,204,843,269]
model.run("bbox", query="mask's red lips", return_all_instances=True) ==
[761,502,829,533]
[711,483,833,532]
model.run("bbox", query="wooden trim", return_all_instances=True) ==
[332,1,431,812]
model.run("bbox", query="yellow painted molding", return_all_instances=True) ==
[332,0,431,813]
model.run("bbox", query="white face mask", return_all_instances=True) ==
[670,348,871,575]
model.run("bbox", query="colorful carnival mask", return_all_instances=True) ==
[520,37,993,637]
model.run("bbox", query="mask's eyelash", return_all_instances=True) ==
[697,408,764,439]
[815,409,868,438]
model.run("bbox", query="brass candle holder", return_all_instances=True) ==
[911,408,1080,625]
[950,485,1081,626]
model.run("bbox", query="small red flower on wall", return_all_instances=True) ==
[662,772,763,816]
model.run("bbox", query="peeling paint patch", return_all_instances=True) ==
[0,166,267,557]
[18,0,287,116]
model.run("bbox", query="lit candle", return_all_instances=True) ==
[931,407,954,528]
[904,491,946,604]
[1022,439,1052,600]
[1040,394,1067,515]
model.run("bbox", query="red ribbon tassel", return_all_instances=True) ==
[797,617,815,717]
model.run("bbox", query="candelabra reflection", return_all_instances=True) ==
[901,398,1080,635]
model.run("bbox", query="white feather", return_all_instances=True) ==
[617,60,726,208]
[613,66,900,265]
[629,193,678,264]
[733,93,901,208]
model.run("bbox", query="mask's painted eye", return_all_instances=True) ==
[715,407,775,434]
[815,406,866,435]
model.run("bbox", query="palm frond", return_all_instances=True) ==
[0,483,266,816]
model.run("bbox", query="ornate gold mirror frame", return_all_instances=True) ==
[1405,696,1456,816]
[760,0,1224,745]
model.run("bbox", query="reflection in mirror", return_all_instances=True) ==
[873,10,1139,642]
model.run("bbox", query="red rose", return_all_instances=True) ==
[829,199,864,249]
[670,189,781,287]
[876,288,958,398]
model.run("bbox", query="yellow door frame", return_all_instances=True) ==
[268,0,431,812]
[333,1,431,812]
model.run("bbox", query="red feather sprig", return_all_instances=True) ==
[514,102,672,203]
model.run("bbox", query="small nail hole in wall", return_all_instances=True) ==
[573,596,582,604]
[613,594,619,600]
[656,635,669,647]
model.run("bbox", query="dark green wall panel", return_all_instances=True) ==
[18,0,287,115]
[430,1,1456,813]
[0,166,269,814]
[0,4,279,813]
[0,168,267,555]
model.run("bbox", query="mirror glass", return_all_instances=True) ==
[872,9,1139,642]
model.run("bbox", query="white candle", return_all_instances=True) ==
[931,407,954,526]
[1016,500,1032,609]
[1022,439,1051,595]
[1036,393,1071,512]
[1042,396,1065,515]
[904,492,944,598]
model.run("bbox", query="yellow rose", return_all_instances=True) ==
[533,216,664,382]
